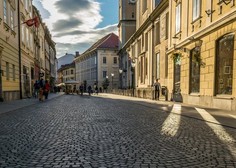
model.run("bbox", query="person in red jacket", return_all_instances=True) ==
[44,80,50,99]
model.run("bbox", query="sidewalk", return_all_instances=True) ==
[95,93,236,129]
[0,92,64,115]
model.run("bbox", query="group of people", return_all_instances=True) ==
[79,84,101,96]
[33,78,50,101]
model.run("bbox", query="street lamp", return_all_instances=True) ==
[111,73,114,91]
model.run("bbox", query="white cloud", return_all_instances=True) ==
[33,0,117,57]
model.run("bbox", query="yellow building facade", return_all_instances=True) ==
[123,0,169,99]
[0,0,19,101]
[168,0,236,110]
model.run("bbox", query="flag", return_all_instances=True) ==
[24,17,39,28]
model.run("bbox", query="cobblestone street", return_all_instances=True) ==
[0,94,236,168]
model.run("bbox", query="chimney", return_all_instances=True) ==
[75,51,80,57]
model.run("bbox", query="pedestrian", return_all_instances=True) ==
[99,87,102,93]
[154,79,161,100]
[79,84,84,96]
[95,85,98,95]
[44,80,50,99]
[38,86,44,101]
[88,85,92,96]
[33,80,39,98]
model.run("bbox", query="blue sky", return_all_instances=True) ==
[33,0,118,57]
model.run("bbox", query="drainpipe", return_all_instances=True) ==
[18,0,22,99]
[0,46,3,101]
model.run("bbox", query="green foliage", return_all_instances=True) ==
[193,52,206,67]
[171,52,182,64]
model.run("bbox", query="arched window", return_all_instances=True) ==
[215,34,234,95]
[189,48,200,93]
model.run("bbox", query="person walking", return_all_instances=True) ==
[88,85,92,96]
[33,80,40,98]
[154,79,161,100]
[79,84,84,96]
[44,80,50,99]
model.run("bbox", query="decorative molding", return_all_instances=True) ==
[3,22,10,32]
[205,9,215,17]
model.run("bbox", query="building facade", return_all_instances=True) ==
[57,62,75,83]
[120,0,168,99]
[74,33,119,91]
[0,0,56,101]
[167,0,236,111]
[0,0,19,101]
[120,0,236,111]
[118,0,136,89]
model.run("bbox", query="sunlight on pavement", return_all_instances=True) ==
[229,114,236,119]
[195,108,236,158]
[161,104,182,137]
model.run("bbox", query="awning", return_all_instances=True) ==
[64,80,80,85]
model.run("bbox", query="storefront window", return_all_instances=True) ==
[190,48,200,93]
[215,34,234,95]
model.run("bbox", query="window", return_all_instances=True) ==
[10,8,14,30]
[103,57,106,64]
[165,12,169,39]
[71,69,74,74]
[31,67,34,79]
[142,0,147,13]
[189,48,200,93]
[175,3,181,34]
[215,34,234,95]
[12,64,15,81]
[113,57,117,64]
[165,47,168,78]
[103,71,107,78]
[3,0,8,23]
[155,22,160,45]
[26,28,29,47]
[156,53,160,79]
[192,0,201,21]
[22,24,25,43]
[6,62,9,80]
[155,0,162,7]
[145,33,148,51]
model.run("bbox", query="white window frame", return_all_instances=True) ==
[175,4,181,34]
[192,0,201,21]
[3,0,8,23]
[10,8,14,30]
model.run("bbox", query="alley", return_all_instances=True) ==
[0,94,236,168]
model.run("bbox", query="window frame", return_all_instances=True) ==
[189,48,201,93]
[192,0,201,22]
[175,3,181,34]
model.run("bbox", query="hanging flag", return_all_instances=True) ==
[24,17,39,28]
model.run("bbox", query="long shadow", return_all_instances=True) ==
[0,94,235,167]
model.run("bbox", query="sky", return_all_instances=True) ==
[32,0,118,58]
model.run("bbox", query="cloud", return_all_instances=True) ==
[34,0,118,57]
[52,17,83,32]
[55,24,118,56]
[32,0,50,19]
[54,24,117,37]
[55,0,92,15]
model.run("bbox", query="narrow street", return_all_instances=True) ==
[0,94,236,168]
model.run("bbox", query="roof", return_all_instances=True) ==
[75,33,118,58]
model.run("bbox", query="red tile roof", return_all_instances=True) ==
[77,33,118,57]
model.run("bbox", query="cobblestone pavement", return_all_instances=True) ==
[0,94,236,168]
